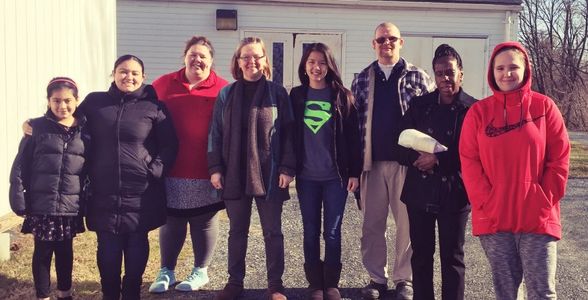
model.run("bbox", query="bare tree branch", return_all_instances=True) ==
[520,0,588,129]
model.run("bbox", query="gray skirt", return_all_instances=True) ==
[165,177,221,210]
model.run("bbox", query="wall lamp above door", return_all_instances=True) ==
[216,9,238,31]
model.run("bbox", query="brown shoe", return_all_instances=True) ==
[269,291,287,300]
[309,288,323,300]
[214,283,244,300]
[325,287,341,300]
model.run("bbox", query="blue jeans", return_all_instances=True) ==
[296,178,348,265]
[96,231,149,300]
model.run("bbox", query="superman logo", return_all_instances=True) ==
[304,100,332,134]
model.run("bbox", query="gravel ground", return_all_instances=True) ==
[3,133,586,299]
[153,177,588,300]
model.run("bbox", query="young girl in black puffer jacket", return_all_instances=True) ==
[9,77,88,300]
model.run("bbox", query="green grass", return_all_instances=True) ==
[0,214,230,300]
[570,141,588,178]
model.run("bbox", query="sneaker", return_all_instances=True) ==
[361,280,388,299]
[215,283,244,300]
[175,267,210,291]
[149,267,176,293]
[394,281,413,300]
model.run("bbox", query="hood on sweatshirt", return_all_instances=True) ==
[487,41,533,128]
[488,41,532,95]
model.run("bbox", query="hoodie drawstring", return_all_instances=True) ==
[518,90,524,129]
[503,94,507,127]
[503,91,525,130]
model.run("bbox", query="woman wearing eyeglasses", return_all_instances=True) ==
[208,37,296,300]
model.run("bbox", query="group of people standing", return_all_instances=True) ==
[9,20,569,300]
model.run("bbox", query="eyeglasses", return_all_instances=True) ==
[374,36,400,44]
[239,55,266,62]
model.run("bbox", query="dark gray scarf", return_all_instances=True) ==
[222,76,268,199]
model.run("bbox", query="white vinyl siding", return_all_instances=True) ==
[118,0,518,93]
[1,0,116,217]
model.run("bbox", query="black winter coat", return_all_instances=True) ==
[290,85,362,181]
[9,114,88,216]
[396,89,475,213]
[79,83,178,234]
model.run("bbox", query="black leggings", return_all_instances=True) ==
[32,239,73,298]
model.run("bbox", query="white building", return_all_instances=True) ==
[118,0,522,98]
[1,0,522,259]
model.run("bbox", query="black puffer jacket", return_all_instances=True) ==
[79,83,178,234]
[9,114,88,216]
[290,85,362,181]
[396,89,475,213]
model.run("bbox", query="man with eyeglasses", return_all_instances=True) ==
[351,22,435,300]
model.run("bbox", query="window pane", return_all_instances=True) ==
[302,43,313,56]
[272,42,284,85]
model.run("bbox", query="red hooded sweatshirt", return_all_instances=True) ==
[459,41,570,239]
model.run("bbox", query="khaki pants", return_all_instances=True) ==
[360,161,412,284]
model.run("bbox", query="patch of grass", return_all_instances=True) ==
[0,213,229,300]
[570,141,588,178]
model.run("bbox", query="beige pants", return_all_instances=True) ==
[360,161,412,284]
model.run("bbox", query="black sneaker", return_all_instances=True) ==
[215,283,244,300]
[361,280,388,299]
[394,281,413,300]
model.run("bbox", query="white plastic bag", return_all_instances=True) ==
[398,129,448,153]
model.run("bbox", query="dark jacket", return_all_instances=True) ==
[208,77,295,201]
[9,114,88,216]
[396,89,475,213]
[290,85,362,181]
[79,83,178,234]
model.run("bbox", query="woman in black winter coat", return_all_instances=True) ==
[22,55,178,299]
[81,55,177,300]
[395,44,475,300]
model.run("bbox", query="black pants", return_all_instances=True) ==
[96,231,149,300]
[32,239,73,298]
[407,207,469,300]
[224,197,285,292]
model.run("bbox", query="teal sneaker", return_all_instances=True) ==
[175,267,210,291]
[148,267,176,293]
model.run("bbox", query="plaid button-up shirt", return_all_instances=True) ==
[351,58,435,170]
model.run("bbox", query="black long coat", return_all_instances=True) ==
[80,83,178,234]
[396,89,475,213]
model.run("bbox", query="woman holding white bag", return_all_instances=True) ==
[395,44,476,300]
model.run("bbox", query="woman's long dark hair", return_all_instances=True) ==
[297,43,354,116]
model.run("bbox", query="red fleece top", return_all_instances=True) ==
[459,42,570,239]
[153,68,228,179]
